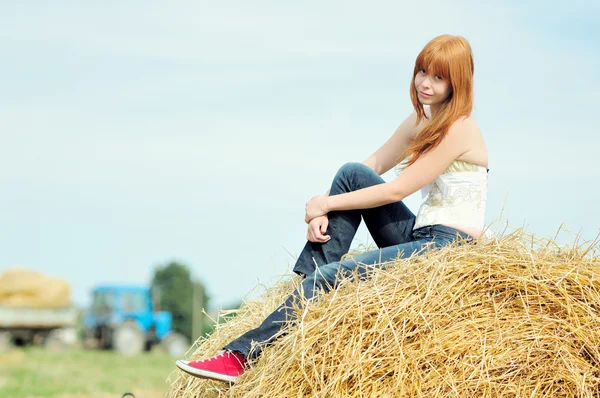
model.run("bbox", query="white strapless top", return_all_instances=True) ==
[413,160,490,238]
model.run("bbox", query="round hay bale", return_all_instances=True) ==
[168,230,600,397]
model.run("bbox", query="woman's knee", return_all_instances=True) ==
[301,264,340,298]
[338,162,370,177]
[335,162,379,187]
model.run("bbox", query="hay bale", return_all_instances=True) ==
[168,230,600,397]
[0,268,71,308]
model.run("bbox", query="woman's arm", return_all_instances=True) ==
[319,112,417,198]
[305,113,416,222]
[361,111,419,175]
[320,118,472,214]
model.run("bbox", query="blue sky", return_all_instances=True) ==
[1,1,599,311]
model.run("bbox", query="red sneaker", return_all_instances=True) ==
[175,350,247,383]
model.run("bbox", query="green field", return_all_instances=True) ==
[0,347,177,398]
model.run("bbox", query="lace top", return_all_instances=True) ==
[413,160,489,238]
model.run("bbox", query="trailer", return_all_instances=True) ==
[0,305,77,352]
[0,269,78,353]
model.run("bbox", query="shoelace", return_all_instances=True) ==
[196,351,229,364]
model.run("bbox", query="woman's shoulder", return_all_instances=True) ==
[450,115,480,133]
[450,116,488,167]
[447,115,484,144]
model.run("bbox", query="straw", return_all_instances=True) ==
[168,228,600,397]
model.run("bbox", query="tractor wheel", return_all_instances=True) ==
[44,329,65,351]
[0,331,13,354]
[44,328,77,351]
[113,321,145,356]
[161,332,189,358]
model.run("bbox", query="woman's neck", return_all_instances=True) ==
[429,103,442,118]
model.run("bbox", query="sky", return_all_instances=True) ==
[1,1,599,312]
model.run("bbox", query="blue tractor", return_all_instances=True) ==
[83,284,188,357]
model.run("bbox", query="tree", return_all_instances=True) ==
[150,261,210,340]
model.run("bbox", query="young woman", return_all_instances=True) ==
[175,34,489,383]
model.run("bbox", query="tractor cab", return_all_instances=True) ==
[84,284,187,357]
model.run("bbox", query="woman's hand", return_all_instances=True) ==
[305,195,329,224]
[306,215,331,243]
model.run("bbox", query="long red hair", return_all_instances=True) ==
[398,35,474,168]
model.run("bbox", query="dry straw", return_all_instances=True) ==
[168,227,600,397]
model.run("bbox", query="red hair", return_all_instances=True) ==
[398,35,474,168]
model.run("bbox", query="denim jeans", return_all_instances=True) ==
[224,162,473,359]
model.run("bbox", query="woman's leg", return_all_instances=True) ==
[224,162,416,358]
[293,162,416,277]
[223,226,471,359]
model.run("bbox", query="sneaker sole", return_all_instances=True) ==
[175,360,239,383]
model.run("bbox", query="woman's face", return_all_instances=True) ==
[414,68,452,105]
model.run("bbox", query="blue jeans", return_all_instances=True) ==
[224,162,472,359]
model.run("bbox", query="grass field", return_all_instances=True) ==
[0,346,177,398]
